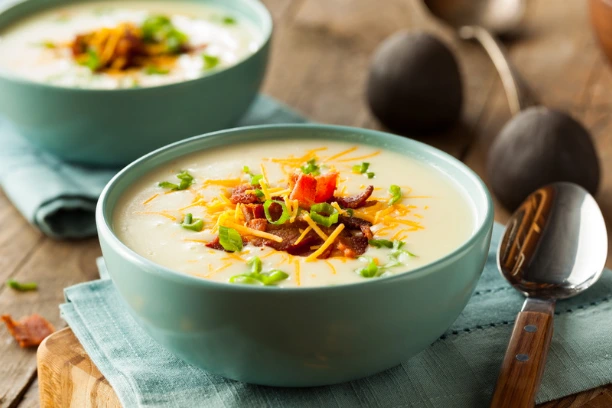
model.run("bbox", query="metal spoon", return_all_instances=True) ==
[422,0,536,114]
[490,182,608,407]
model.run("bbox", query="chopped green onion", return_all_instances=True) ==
[248,256,263,274]
[230,257,289,286]
[356,256,379,278]
[388,185,402,206]
[368,239,394,248]
[219,226,243,252]
[80,48,101,71]
[144,65,170,75]
[253,189,265,198]
[203,54,220,70]
[181,213,204,232]
[37,41,56,49]
[263,200,291,225]
[300,159,320,175]
[259,270,289,285]
[229,274,261,285]
[352,162,375,178]
[352,162,369,174]
[242,166,263,186]
[141,15,188,53]
[222,16,236,25]
[309,203,339,227]
[6,279,38,292]
[345,208,354,217]
[159,170,194,190]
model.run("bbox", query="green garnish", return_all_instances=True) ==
[388,184,402,206]
[368,239,394,248]
[352,162,375,179]
[309,203,339,227]
[222,16,236,25]
[229,256,289,286]
[357,241,417,278]
[219,226,243,252]
[181,213,204,232]
[159,170,194,190]
[242,166,263,186]
[300,158,320,176]
[141,15,188,53]
[36,41,56,49]
[144,65,170,75]
[79,48,101,71]
[356,257,380,278]
[253,189,265,198]
[203,54,220,70]
[6,279,38,292]
[263,200,291,225]
[345,208,354,217]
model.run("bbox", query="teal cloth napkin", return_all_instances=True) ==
[0,95,306,239]
[61,224,612,408]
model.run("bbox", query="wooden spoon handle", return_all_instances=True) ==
[490,299,555,408]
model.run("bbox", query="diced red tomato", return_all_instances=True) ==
[290,174,317,207]
[315,172,338,203]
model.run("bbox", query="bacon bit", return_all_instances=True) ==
[1,314,55,348]
[314,172,338,203]
[289,174,317,208]
[247,218,267,232]
[332,185,374,209]
[241,204,265,222]
[230,184,258,204]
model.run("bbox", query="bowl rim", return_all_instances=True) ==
[0,0,273,92]
[97,123,495,292]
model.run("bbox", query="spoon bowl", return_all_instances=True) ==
[498,183,607,299]
[490,182,607,407]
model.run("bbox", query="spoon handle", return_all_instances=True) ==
[490,298,555,408]
[458,25,537,115]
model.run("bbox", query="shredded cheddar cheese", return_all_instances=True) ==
[203,178,242,187]
[306,224,345,261]
[324,146,358,162]
[302,214,329,240]
[294,259,301,286]
[324,260,336,275]
[142,194,159,205]
[224,221,283,243]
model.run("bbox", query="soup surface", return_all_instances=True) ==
[0,1,262,89]
[113,140,475,288]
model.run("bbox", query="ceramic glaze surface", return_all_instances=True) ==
[113,139,474,287]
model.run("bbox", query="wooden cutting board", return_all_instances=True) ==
[37,328,612,408]
[37,328,121,408]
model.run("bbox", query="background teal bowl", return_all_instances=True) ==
[0,0,272,166]
[97,124,494,387]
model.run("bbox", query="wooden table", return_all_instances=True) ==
[1,0,612,406]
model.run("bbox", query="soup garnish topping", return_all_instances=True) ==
[146,147,426,284]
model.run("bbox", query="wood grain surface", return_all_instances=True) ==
[1,0,612,406]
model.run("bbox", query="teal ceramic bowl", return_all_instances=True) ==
[0,0,271,166]
[97,124,494,387]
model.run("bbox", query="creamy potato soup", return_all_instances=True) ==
[0,1,262,89]
[113,140,475,288]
